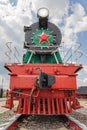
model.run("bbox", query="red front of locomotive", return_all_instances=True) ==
[4,8,83,115]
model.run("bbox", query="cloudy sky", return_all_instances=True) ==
[0,0,87,89]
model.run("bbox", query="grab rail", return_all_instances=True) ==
[59,42,83,64]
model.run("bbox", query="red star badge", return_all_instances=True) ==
[37,32,50,44]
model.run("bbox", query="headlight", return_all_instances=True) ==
[37,8,49,18]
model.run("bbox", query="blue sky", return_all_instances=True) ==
[78,32,87,65]
[71,0,87,12]
[0,0,87,88]
[70,0,87,65]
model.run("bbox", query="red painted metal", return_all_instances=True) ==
[4,63,82,115]
[68,120,82,130]
[6,121,18,130]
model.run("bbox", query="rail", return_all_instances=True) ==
[66,115,87,130]
[0,115,87,130]
[1,114,21,130]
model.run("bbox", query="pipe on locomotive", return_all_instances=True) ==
[37,7,49,29]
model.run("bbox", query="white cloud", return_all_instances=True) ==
[0,74,9,89]
[83,78,87,84]
[83,66,87,74]
[0,0,33,64]
[31,0,69,24]
[77,78,87,87]
[62,3,87,47]
[0,75,3,85]
[65,3,86,29]
[77,66,87,87]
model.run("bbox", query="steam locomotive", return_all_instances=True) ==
[4,8,82,115]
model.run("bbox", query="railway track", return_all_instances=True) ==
[0,114,21,130]
[0,114,87,130]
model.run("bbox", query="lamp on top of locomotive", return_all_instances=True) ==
[37,8,49,29]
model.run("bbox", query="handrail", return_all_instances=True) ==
[5,42,20,63]
[5,42,83,65]
[59,42,83,64]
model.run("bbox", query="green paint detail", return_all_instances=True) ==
[32,29,54,46]
[23,51,31,63]
[23,51,63,64]
[55,51,63,63]
[45,51,63,63]
[23,52,41,63]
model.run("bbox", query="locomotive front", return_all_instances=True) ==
[4,8,82,115]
